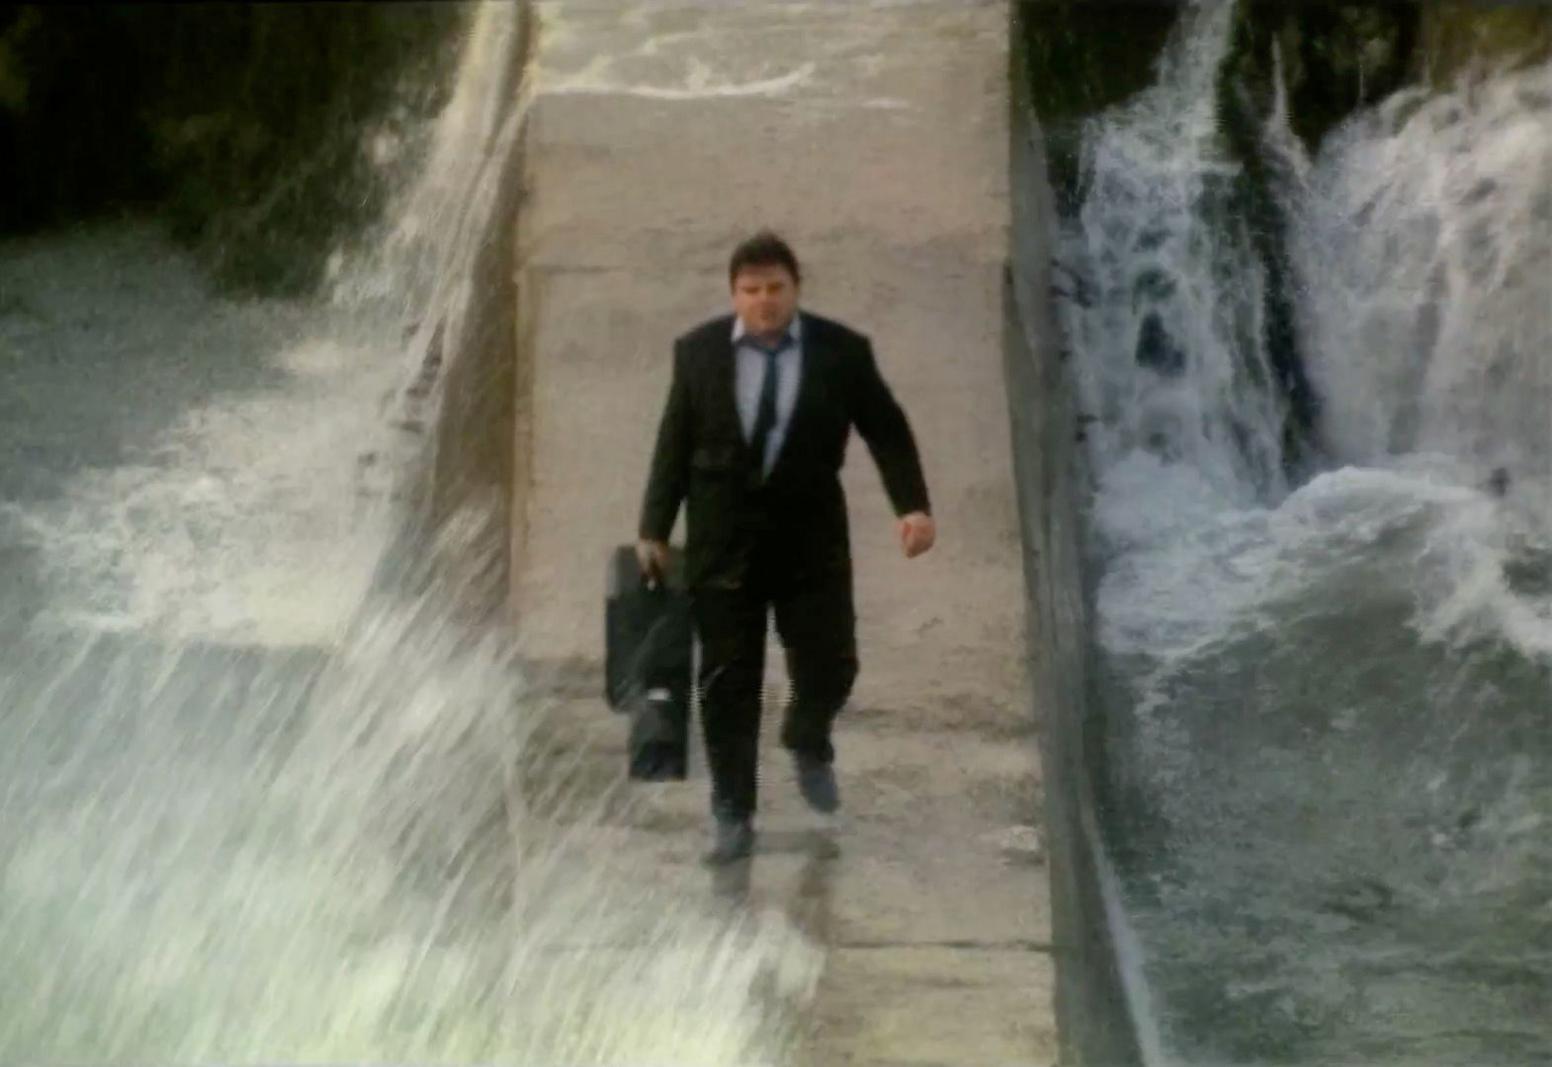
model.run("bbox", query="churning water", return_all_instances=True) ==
[1056,1,1551,1063]
[0,4,816,1062]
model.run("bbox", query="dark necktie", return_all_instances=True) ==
[748,337,789,480]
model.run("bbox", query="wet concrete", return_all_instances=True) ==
[510,2,1054,1063]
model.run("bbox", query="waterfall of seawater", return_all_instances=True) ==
[1057,1,1551,1063]
[0,4,817,1062]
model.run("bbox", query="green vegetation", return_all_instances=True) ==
[1,3,467,294]
[1418,4,1552,87]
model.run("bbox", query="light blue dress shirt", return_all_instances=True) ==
[732,313,803,476]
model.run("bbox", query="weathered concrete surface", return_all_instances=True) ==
[512,2,1053,1063]
[1006,72,1147,1066]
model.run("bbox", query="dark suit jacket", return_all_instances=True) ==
[639,311,930,591]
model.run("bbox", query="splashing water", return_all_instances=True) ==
[0,4,818,1063]
[1063,0,1289,511]
[0,510,819,1063]
[1055,1,1552,1063]
[1286,59,1552,539]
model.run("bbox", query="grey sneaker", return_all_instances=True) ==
[795,754,840,814]
[703,816,755,865]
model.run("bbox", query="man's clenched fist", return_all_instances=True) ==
[636,539,671,585]
[899,511,935,559]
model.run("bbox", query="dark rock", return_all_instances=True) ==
[1014,1,1184,202]
[1224,3,1420,154]
[1135,312,1186,375]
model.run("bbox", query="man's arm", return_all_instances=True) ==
[637,342,692,578]
[850,338,935,557]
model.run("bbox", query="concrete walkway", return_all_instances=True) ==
[511,2,1054,1062]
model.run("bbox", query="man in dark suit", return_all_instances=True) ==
[637,231,935,863]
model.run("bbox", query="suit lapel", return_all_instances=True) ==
[791,311,824,423]
[708,318,749,459]
[767,312,823,479]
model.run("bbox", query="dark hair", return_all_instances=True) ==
[728,230,801,286]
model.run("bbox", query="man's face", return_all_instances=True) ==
[731,264,799,338]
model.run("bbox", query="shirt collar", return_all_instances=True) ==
[732,313,802,346]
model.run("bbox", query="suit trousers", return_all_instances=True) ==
[691,545,858,821]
